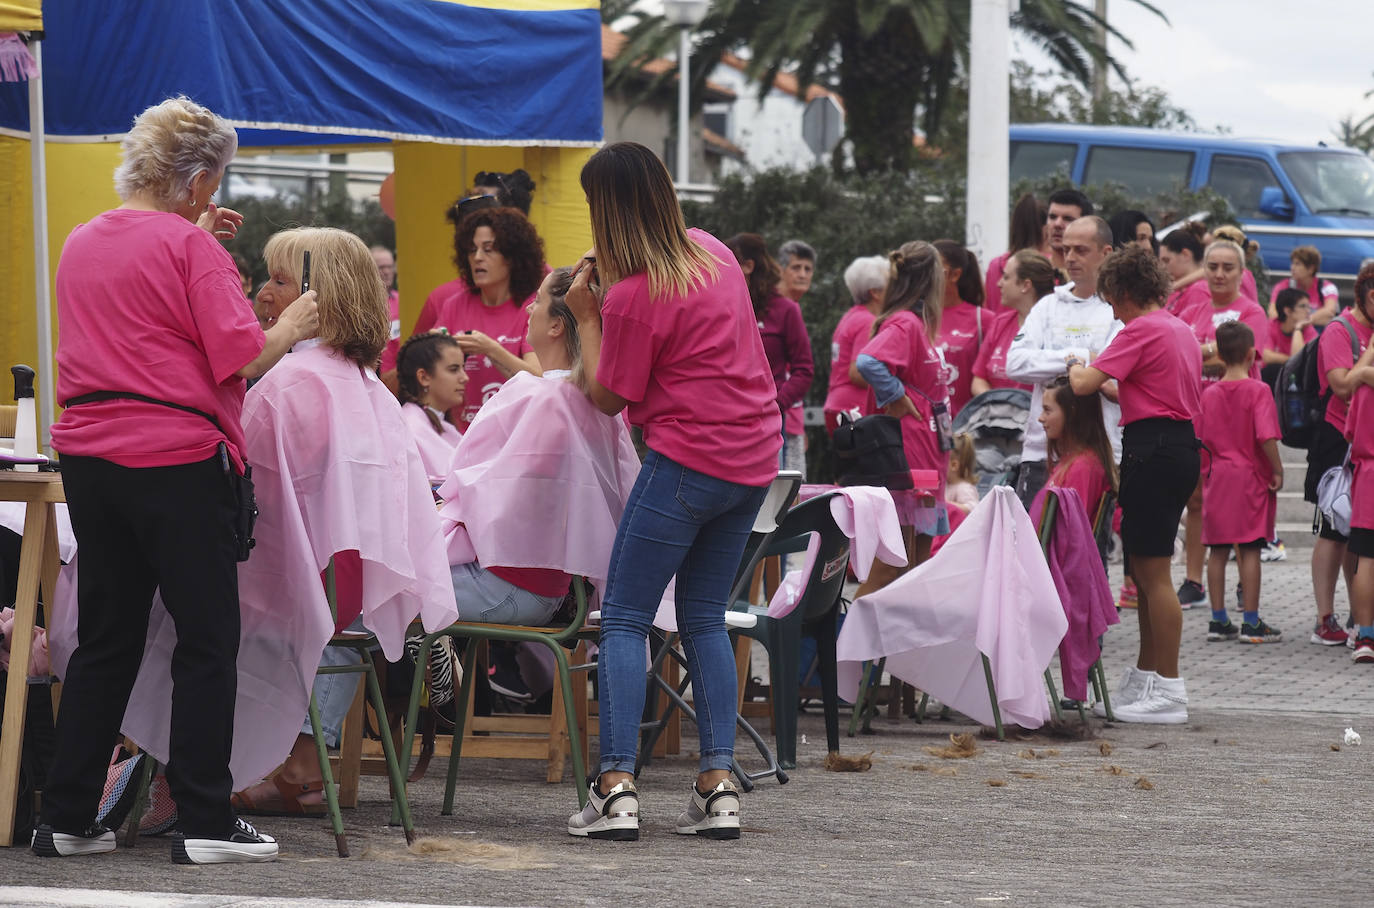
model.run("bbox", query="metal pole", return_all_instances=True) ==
[28,39,54,456]
[965,0,1010,270]
[677,25,690,186]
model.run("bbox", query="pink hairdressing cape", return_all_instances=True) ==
[438,371,641,606]
[54,345,459,789]
[836,486,1067,729]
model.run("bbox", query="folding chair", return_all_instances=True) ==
[727,491,852,769]
[124,558,417,858]
[401,576,593,811]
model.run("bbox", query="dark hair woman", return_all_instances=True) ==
[395,330,467,483]
[563,142,780,842]
[409,206,546,431]
[984,193,1052,311]
[725,233,814,464]
[932,239,986,416]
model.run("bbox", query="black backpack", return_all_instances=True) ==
[1275,316,1358,448]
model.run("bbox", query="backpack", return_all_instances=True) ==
[1275,317,1358,449]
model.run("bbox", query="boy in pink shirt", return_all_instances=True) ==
[1197,322,1283,644]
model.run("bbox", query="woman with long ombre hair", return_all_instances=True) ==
[563,142,780,843]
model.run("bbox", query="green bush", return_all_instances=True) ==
[220,193,395,292]
[684,165,1245,480]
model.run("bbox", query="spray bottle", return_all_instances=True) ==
[11,364,38,473]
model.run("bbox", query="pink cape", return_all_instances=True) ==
[836,486,1067,729]
[437,371,641,608]
[1029,487,1118,701]
[54,345,459,789]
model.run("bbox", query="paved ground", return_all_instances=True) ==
[3,557,1371,906]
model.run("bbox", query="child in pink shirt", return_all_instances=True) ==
[1031,378,1115,527]
[1197,322,1283,644]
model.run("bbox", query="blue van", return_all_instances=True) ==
[1009,124,1374,288]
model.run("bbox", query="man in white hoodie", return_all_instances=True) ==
[1006,216,1123,505]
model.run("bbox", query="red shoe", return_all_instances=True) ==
[1311,615,1349,647]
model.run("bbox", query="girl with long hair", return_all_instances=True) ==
[395,330,467,484]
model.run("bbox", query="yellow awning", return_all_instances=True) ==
[0,0,41,32]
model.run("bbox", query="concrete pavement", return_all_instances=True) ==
[2,559,1371,906]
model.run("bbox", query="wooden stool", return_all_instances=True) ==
[0,472,65,846]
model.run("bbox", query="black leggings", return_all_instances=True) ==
[41,454,240,838]
[1119,419,1200,560]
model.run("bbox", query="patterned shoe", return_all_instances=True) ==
[568,778,639,841]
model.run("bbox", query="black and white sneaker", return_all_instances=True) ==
[567,778,639,841]
[171,817,278,864]
[31,823,116,857]
[674,779,741,840]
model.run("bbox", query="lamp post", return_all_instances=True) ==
[663,0,710,188]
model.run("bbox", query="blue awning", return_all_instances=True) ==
[0,0,602,146]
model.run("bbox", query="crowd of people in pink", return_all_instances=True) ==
[12,94,1374,864]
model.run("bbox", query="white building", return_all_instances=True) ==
[706,54,845,175]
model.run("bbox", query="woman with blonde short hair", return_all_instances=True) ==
[36,97,317,863]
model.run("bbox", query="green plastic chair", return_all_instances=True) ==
[401,575,592,811]
[124,557,417,858]
[308,558,417,856]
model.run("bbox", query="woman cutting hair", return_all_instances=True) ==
[564,142,780,842]
[37,96,316,863]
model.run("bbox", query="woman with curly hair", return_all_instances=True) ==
[411,206,546,430]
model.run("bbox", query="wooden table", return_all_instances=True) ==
[0,472,64,846]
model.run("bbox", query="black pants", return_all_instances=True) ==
[41,455,240,838]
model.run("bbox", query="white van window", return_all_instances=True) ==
[1209,155,1284,220]
[1278,151,1374,216]
[1010,141,1075,185]
[1083,146,1193,197]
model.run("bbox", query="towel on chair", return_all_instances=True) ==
[1029,487,1118,702]
[836,487,1066,729]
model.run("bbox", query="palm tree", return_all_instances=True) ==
[608,0,1166,173]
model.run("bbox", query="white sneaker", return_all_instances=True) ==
[675,779,741,840]
[31,824,116,858]
[171,818,277,864]
[1092,666,1151,717]
[1112,675,1188,725]
[567,778,639,841]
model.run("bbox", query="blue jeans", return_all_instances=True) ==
[597,451,769,774]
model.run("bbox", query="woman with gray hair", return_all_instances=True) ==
[33,97,317,864]
[823,254,887,432]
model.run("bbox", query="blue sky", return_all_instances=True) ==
[1018,0,1374,144]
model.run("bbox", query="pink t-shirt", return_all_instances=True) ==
[1048,451,1110,523]
[823,304,877,417]
[412,280,534,431]
[1197,379,1279,545]
[936,301,986,416]
[1318,316,1370,435]
[971,308,1032,392]
[400,401,461,486]
[51,210,265,470]
[1345,383,1374,530]
[379,289,401,373]
[1165,279,1208,320]
[1092,309,1202,424]
[1266,317,1317,357]
[1184,296,1270,383]
[858,309,950,497]
[597,229,782,486]
[1271,277,1338,310]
